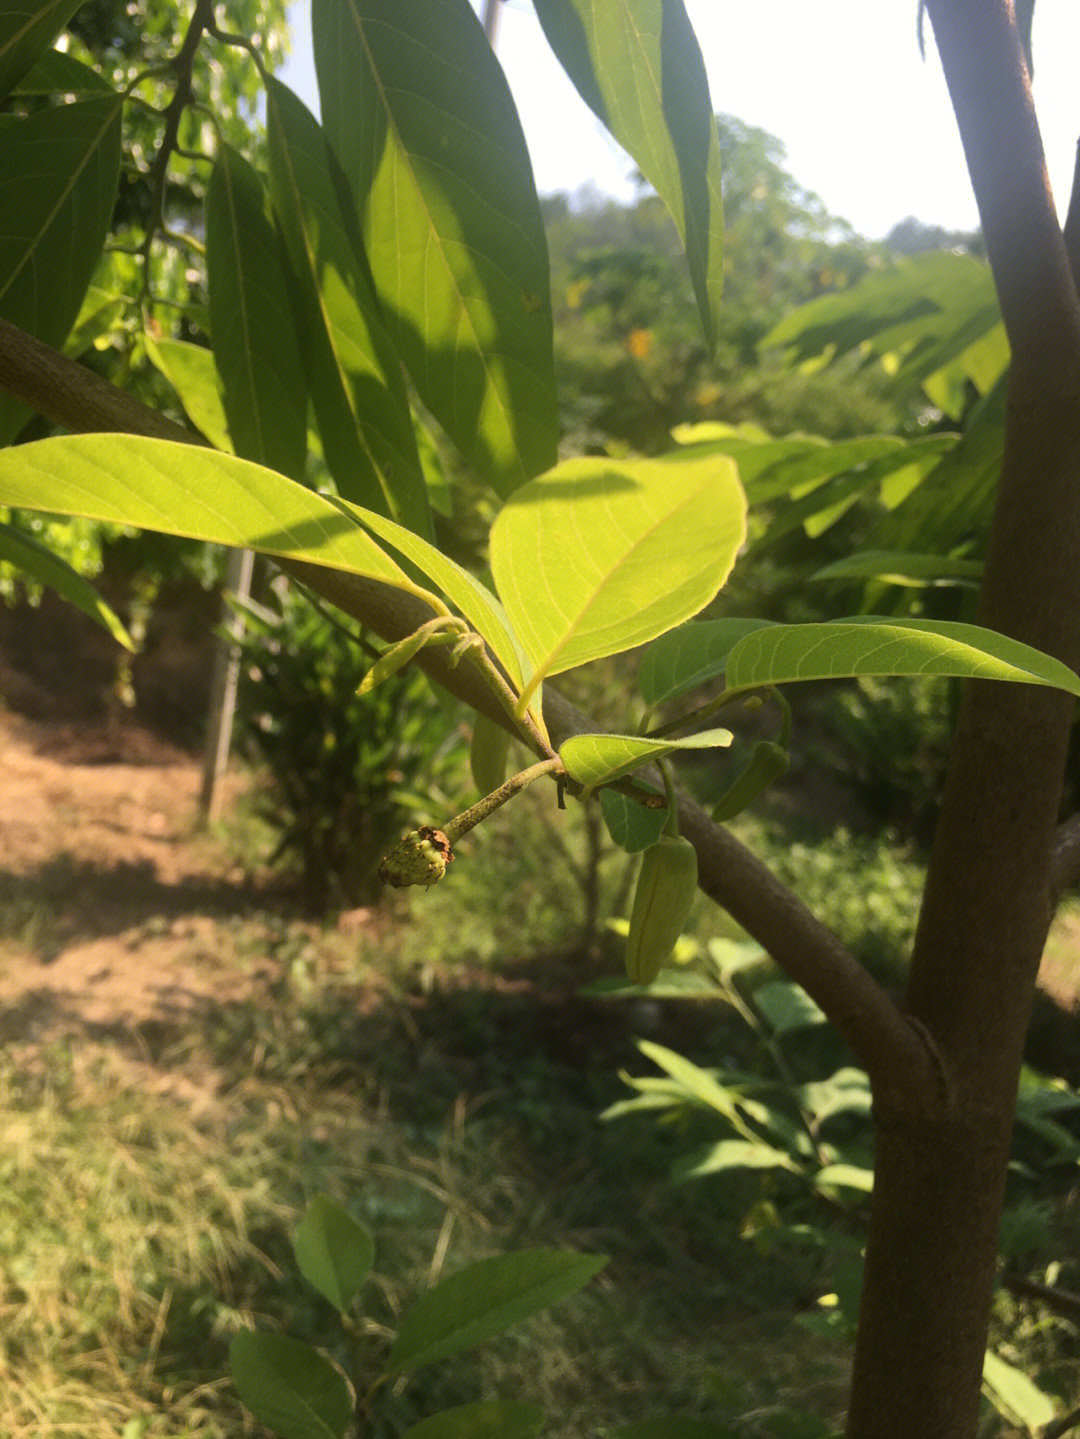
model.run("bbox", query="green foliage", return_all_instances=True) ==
[234,582,467,907]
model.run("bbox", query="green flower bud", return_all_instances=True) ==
[379,826,454,889]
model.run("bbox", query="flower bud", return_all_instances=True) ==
[379,826,454,889]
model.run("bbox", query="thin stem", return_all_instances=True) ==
[442,758,564,842]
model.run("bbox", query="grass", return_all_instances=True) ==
[1,780,1075,1438]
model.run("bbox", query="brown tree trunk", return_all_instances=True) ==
[845,2,1080,1433]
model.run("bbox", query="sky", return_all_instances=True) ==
[279,0,1080,241]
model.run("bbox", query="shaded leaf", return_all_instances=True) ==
[532,0,723,352]
[230,1331,351,1439]
[0,0,84,99]
[490,452,745,710]
[637,619,773,708]
[753,981,826,1036]
[386,1249,607,1374]
[206,143,307,481]
[314,0,556,494]
[671,1139,801,1181]
[13,48,112,95]
[598,787,668,852]
[812,550,983,588]
[613,1421,741,1439]
[144,336,232,452]
[293,1195,374,1313]
[266,78,431,533]
[560,727,731,790]
[0,520,133,649]
[400,1400,545,1439]
[0,94,122,442]
[723,618,1080,700]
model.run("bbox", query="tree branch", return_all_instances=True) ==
[0,315,939,1103]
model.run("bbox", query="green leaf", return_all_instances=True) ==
[638,619,773,708]
[0,94,122,442]
[753,981,826,1036]
[292,1196,374,1313]
[532,0,723,354]
[206,143,308,481]
[812,551,983,588]
[637,1041,744,1124]
[266,78,432,534]
[613,1421,740,1439]
[0,435,442,608]
[0,0,84,99]
[723,618,1080,700]
[0,520,133,650]
[560,728,731,791]
[583,969,723,999]
[491,452,746,709]
[711,741,790,822]
[400,1400,545,1439]
[230,1331,352,1439]
[598,787,668,853]
[981,1349,1056,1431]
[144,337,232,452]
[671,1139,801,1181]
[12,47,112,95]
[813,1164,874,1195]
[470,711,510,795]
[332,496,540,730]
[385,1249,608,1375]
[313,0,556,495]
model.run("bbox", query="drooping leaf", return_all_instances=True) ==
[230,1331,352,1439]
[266,78,432,534]
[559,728,731,791]
[637,1041,745,1124]
[671,1139,801,1181]
[0,520,133,650]
[385,1249,608,1374]
[206,143,308,481]
[490,452,746,710]
[637,618,772,708]
[723,618,1080,700]
[400,1400,545,1439]
[144,336,232,452]
[0,435,443,609]
[313,0,556,494]
[0,0,84,99]
[532,0,723,353]
[0,94,122,442]
[292,1196,374,1313]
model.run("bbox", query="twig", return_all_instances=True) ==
[1005,1272,1080,1321]
[0,315,939,1106]
[1042,1404,1080,1439]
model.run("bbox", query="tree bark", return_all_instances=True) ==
[846,3,1080,1434]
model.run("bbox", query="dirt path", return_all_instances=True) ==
[1,708,1077,1062]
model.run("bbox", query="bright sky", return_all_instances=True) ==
[279,0,1080,241]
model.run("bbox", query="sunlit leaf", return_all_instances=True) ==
[0,435,442,609]
[491,452,745,710]
[671,1139,801,1181]
[813,1164,874,1194]
[145,336,232,452]
[266,78,432,534]
[981,1350,1056,1431]
[532,0,723,352]
[723,618,1080,700]
[206,143,308,481]
[560,728,731,790]
[386,1249,607,1374]
[230,1331,351,1439]
[313,0,556,494]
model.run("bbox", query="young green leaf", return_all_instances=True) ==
[292,1195,374,1313]
[723,618,1080,699]
[385,1249,608,1374]
[532,0,724,354]
[559,728,732,791]
[229,1331,352,1439]
[598,788,668,853]
[400,1400,545,1439]
[313,0,556,495]
[0,435,443,610]
[0,0,85,99]
[0,521,133,651]
[491,452,746,709]
[0,94,122,443]
[206,143,308,482]
[144,336,232,453]
[266,78,432,535]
